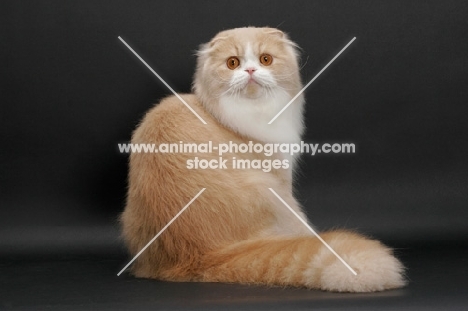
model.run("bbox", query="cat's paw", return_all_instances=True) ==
[305,233,406,292]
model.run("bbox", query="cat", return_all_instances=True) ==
[120,27,406,292]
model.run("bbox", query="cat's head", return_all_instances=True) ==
[194,27,302,101]
[193,27,304,143]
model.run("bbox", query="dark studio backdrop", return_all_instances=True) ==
[1,0,468,254]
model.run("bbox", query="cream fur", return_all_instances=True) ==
[120,27,406,292]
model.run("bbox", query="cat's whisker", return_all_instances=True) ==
[221,85,238,98]
[299,55,309,71]
[220,87,232,97]
[214,71,232,84]
[279,84,299,91]
[274,84,292,94]
[273,76,296,82]
[273,71,297,78]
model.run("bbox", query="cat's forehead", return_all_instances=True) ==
[209,27,288,55]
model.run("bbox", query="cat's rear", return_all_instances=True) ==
[120,27,406,292]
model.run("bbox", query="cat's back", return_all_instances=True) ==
[132,94,223,144]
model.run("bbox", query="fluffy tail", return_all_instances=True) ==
[198,230,406,292]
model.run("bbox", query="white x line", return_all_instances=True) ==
[117,188,206,276]
[118,36,207,124]
[269,188,357,275]
[268,37,356,124]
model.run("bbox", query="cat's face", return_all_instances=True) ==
[193,27,304,145]
[194,27,302,103]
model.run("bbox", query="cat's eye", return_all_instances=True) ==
[226,57,240,70]
[259,54,273,66]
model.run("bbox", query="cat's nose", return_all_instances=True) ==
[245,68,256,75]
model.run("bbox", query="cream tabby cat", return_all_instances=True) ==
[120,27,406,292]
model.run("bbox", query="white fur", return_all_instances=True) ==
[303,237,406,292]
[218,91,303,144]
[216,43,304,173]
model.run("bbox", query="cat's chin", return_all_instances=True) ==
[242,82,264,99]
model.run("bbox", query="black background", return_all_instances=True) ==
[1,0,467,249]
[2,1,468,310]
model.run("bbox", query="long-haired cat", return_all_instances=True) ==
[120,27,406,292]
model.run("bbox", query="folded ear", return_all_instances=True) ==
[262,27,285,38]
[196,35,228,58]
[263,27,300,53]
[209,36,229,48]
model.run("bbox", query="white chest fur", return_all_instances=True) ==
[218,90,304,145]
